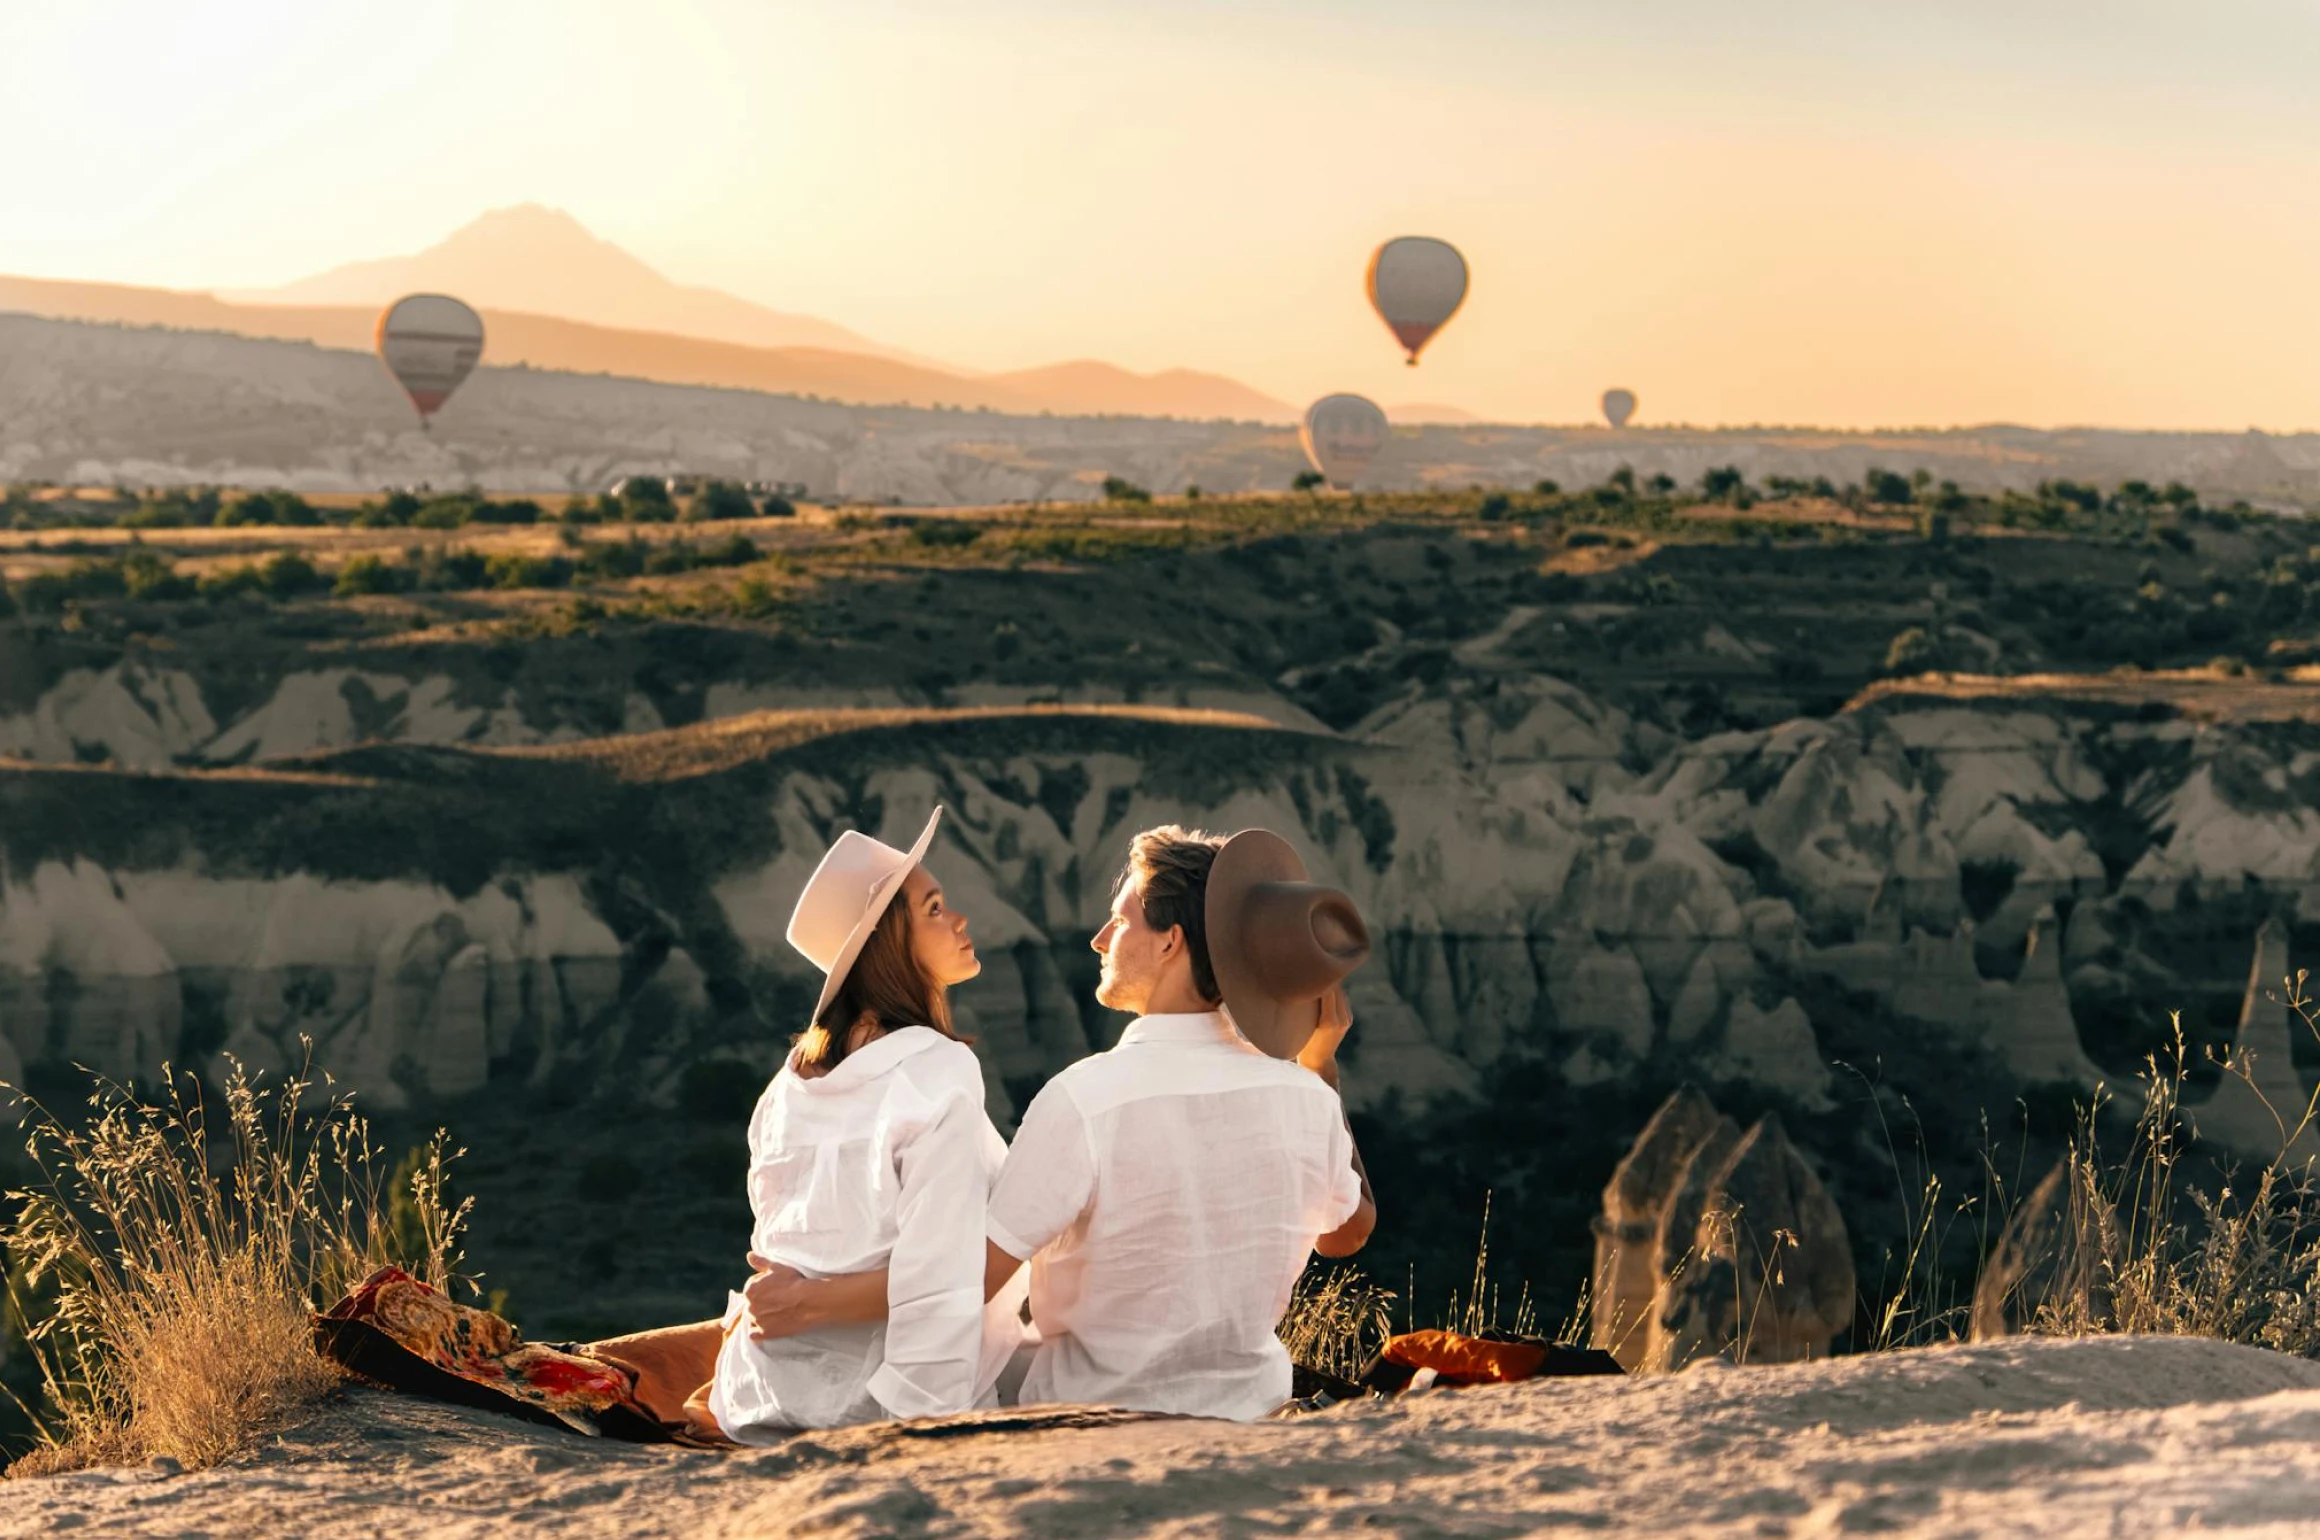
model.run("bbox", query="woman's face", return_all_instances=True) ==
[902,865,979,988]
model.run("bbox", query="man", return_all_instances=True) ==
[734,823,1376,1422]
[980,824,1376,1419]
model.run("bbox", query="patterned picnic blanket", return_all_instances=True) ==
[314,1265,678,1440]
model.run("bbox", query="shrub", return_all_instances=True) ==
[1862,467,1915,506]
[414,547,489,591]
[410,496,474,530]
[618,477,674,522]
[0,1060,470,1473]
[483,553,573,590]
[697,533,761,567]
[121,551,194,602]
[259,553,324,599]
[574,539,648,582]
[1477,493,1512,521]
[332,555,407,597]
[214,491,318,527]
[1531,479,1561,496]
[687,481,756,522]
[759,494,797,519]
[197,565,265,602]
[908,520,981,550]
[465,498,543,525]
[1101,476,1152,504]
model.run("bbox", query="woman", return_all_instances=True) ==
[706,806,1026,1440]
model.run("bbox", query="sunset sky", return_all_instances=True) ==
[5,0,2319,429]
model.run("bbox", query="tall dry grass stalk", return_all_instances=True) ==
[2026,1003,2320,1352]
[1,1054,470,1476]
[1277,1267,1397,1382]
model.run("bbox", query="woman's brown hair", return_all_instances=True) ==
[793,890,964,1075]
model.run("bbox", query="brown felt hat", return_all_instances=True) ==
[1205,829,1371,1059]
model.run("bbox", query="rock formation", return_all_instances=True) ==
[2187,917,2320,1168]
[1589,1086,1733,1370]
[1589,1089,1854,1372]
[1648,1113,1856,1371]
[1970,1158,2118,1341]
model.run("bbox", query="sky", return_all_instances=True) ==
[4,0,2319,430]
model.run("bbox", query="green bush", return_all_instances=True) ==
[759,494,797,519]
[411,496,474,530]
[332,555,407,597]
[908,520,981,550]
[1102,476,1152,504]
[697,533,761,567]
[260,553,324,599]
[466,498,543,525]
[483,553,573,590]
[197,565,265,602]
[687,481,756,522]
[1292,471,1325,492]
[414,548,489,591]
[214,491,319,527]
[575,539,648,582]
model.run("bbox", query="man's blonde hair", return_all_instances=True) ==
[1116,825,1227,1004]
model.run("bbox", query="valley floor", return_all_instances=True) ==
[8,1336,2320,1538]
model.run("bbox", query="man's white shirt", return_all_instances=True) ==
[987,1010,1364,1421]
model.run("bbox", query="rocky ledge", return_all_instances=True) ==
[6,1336,2319,1538]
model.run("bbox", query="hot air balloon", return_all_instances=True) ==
[376,294,484,429]
[1300,394,1390,488]
[1366,237,1467,365]
[1602,389,1637,429]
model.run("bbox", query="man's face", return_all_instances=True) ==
[1092,876,1168,1014]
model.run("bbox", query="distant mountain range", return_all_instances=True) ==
[0,205,1304,423]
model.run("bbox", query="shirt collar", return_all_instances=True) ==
[1116,1010,1249,1050]
[791,1023,941,1089]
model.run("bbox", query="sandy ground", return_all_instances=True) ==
[9,1336,2320,1538]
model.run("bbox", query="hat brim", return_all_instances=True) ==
[1207,830,1322,1060]
[809,807,943,1026]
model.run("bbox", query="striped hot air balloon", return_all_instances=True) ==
[1366,238,1468,365]
[1300,394,1390,488]
[376,294,484,429]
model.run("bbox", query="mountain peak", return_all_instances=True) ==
[229,205,918,363]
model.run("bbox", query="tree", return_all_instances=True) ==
[1863,467,1914,506]
[1531,479,1560,496]
[1291,471,1325,493]
[1645,473,1677,496]
[1102,476,1151,503]
[687,480,756,521]
[618,476,674,521]
[1608,465,1637,494]
[1702,466,1749,503]
[759,494,797,518]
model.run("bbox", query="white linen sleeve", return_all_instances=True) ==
[864,1088,997,1421]
[1321,1094,1364,1231]
[986,1082,1094,1261]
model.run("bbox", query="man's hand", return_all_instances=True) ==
[1297,985,1354,1081]
[742,1253,817,1341]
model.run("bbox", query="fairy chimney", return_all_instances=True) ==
[1589,1086,1731,1369]
[1646,1113,1855,1372]
[1970,1157,2117,1341]
[2189,917,2320,1169]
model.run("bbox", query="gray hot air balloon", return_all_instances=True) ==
[376,294,484,429]
[1300,394,1390,488]
[1366,237,1468,365]
[1602,389,1637,429]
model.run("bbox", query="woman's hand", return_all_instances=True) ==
[742,1254,820,1340]
[1297,985,1354,1080]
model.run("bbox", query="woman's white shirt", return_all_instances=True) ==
[708,1026,1025,1439]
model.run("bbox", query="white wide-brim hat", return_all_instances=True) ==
[788,806,944,1026]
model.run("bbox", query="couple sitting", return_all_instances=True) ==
[690,807,1376,1436]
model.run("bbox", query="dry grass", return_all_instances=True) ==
[2021,1000,2320,1352]
[1,1054,469,1476]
